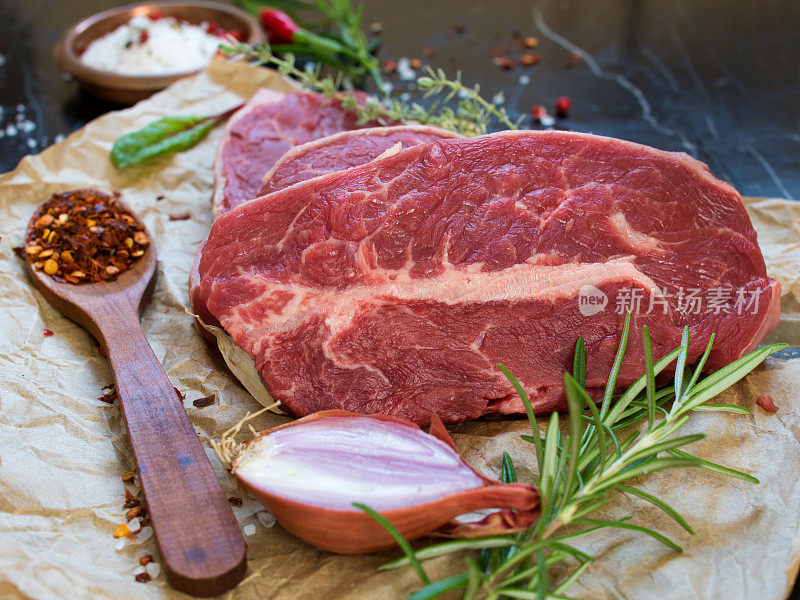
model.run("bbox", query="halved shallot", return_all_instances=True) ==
[225,410,540,553]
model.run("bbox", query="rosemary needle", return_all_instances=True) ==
[364,323,786,599]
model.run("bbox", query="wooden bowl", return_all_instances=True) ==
[54,1,262,105]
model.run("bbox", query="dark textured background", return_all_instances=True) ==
[0,0,798,596]
[0,0,797,199]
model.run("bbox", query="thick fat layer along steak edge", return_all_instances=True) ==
[258,125,462,195]
[197,130,780,425]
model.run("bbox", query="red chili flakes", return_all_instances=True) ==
[409,58,422,70]
[168,212,191,221]
[565,51,581,68]
[43,329,54,337]
[382,59,397,74]
[25,189,149,285]
[757,394,778,412]
[139,554,153,566]
[228,30,246,41]
[492,56,514,70]
[192,394,215,408]
[174,387,186,402]
[99,384,118,404]
[135,572,151,583]
[519,52,541,66]
[422,46,435,58]
[155,194,165,201]
[522,36,539,49]
[228,496,243,507]
[148,9,162,21]
[121,469,136,483]
[13,246,24,258]
[453,25,466,34]
[139,30,149,44]
[126,505,145,521]
[124,489,140,509]
[96,343,107,357]
[555,96,572,117]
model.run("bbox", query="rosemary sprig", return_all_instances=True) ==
[220,40,519,136]
[363,315,786,599]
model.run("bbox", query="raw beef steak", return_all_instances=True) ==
[212,89,371,217]
[196,131,780,425]
[258,125,461,195]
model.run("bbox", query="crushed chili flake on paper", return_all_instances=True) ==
[758,394,779,412]
[192,394,215,408]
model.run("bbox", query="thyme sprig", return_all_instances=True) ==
[362,314,786,599]
[220,40,520,136]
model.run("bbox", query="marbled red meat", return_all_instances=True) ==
[196,130,780,425]
[258,125,461,195]
[212,89,370,217]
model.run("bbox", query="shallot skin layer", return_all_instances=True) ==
[234,415,483,510]
[232,411,540,553]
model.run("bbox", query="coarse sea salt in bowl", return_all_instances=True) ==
[54,1,262,105]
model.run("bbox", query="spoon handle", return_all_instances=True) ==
[102,307,246,596]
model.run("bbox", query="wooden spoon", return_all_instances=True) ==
[25,206,246,597]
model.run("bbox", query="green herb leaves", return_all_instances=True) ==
[110,115,220,168]
[363,318,786,599]
[219,42,519,136]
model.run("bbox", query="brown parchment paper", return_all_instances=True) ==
[1,58,800,600]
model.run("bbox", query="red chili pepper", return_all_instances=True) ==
[555,96,572,117]
[43,329,54,337]
[139,30,149,44]
[148,9,162,21]
[205,21,219,35]
[259,8,299,45]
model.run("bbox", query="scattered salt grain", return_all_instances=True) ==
[256,511,276,528]
[396,57,416,81]
[540,115,556,127]
[19,120,35,133]
[6,124,17,137]
[128,517,141,532]
[130,526,153,545]
[145,562,162,579]
[26,138,36,149]
[115,537,129,551]
[16,104,24,112]
[133,565,146,576]
[518,74,530,85]
[243,524,257,536]
[54,134,65,143]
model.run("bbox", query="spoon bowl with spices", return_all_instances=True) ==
[24,190,246,597]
